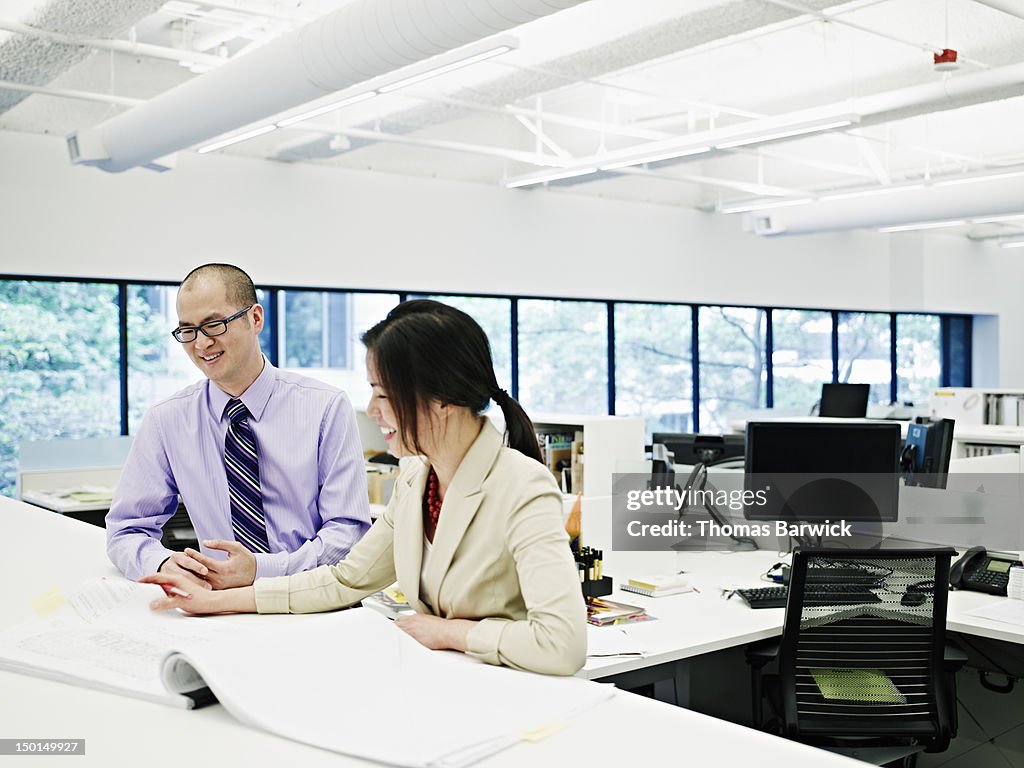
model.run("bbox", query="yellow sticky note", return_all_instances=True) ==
[520,720,568,743]
[31,588,66,616]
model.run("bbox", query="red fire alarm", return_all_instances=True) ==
[934,48,959,72]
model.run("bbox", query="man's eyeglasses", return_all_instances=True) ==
[171,306,253,343]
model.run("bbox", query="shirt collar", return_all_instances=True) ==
[209,357,276,422]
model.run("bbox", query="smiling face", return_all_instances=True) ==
[366,351,443,459]
[366,352,408,457]
[175,276,265,397]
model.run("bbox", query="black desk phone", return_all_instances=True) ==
[950,547,1022,596]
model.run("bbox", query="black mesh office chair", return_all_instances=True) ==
[746,548,967,766]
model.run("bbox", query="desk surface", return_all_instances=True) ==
[582,548,1024,682]
[0,496,868,768]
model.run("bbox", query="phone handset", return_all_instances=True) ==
[950,547,1021,596]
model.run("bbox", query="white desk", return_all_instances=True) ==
[0,497,865,768]
[582,548,1024,691]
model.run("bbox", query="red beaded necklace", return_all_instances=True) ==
[424,468,442,536]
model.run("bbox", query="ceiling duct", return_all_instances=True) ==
[742,171,1024,236]
[67,0,590,173]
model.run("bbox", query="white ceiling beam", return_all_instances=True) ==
[514,115,572,160]
[0,79,143,108]
[762,0,993,70]
[613,166,812,197]
[294,120,567,168]
[0,19,227,68]
[854,136,891,185]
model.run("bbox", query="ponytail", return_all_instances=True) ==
[493,389,543,464]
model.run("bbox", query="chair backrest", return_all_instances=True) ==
[778,547,955,744]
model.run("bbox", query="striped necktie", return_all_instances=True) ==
[224,398,270,553]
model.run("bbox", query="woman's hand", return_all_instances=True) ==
[394,614,474,651]
[138,572,256,615]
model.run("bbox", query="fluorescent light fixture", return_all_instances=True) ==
[378,44,515,94]
[276,91,377,127]
[934,168,1024,187]
[819,183,926,202]
[714,119,855,150]
[505,167,599,189]
[717,197,814,215]
[599,145,712,171]
[970,212,1024,224]
[1000,240,1024,249]
[878,219,966,233]
[198,124,276,153]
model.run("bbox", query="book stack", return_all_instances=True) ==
[585,596,646,626]
[620,574,693,598]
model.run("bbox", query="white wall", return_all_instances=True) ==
[1,130,1019,381]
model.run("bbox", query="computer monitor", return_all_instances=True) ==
[743,421,901,523]
[819,382,870,418]
[902,418,955,489]
[651,432,745,467]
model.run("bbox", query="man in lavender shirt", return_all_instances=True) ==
[106,263,371,590]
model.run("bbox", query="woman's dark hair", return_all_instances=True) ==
[361,300,542,463]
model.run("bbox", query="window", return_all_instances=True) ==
[897,314,941,406]
[1,274,972,494]
[0,280,122,496]
[412,295,513,392]
[517,299,608,416]
[280,291,398,408]
[771,309,832,412]
[614,303,693,435]
[127,284,199,432]
[838,312,892,405]
[698,306,767,432]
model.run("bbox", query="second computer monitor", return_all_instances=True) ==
[651,432,745,466]
[744,421,901,523]
[819,382,870,418]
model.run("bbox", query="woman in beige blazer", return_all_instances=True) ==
[145,300,587,676]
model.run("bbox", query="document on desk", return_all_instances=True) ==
[586,625,648,657]
[161,608,614,768]
[965,599,1024,627]
[0,576,239,708]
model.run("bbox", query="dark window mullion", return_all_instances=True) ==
[890,314,898,404]
[118,283,129,435]
[691,305,700,433]
[607,301,615,415]
[765,307,774,409]
[510,299,519,401]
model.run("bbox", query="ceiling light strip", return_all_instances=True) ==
[198,124,277,153]
[504,167,599,189]
[714,119,855,149]
[378,45,514,94]
[276,91,378,127]
[877,219,967,233]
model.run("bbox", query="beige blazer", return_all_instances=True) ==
[254,421,587,675]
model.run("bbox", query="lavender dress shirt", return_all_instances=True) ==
[106,361,371,580]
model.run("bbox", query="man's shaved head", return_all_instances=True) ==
[181,263,257,308]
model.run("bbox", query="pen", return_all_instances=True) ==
[153,583,192,599]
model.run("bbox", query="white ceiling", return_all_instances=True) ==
[3,0,1024,243]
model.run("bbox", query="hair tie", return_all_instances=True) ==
[492,388,510,405]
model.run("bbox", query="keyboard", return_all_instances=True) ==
[736,584,883,610]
